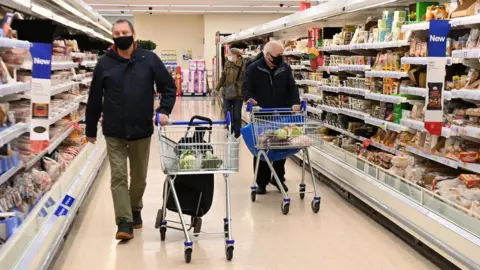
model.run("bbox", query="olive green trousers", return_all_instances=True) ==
[105,137,151,224]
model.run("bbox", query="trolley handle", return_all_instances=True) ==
[155,112,231,126]
[246,101,307,112]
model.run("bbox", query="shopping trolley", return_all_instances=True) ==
[243,101,322,215]
[154,113,240,263]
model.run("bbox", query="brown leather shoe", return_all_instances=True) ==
[132,211,143,229]
[116,219,134,240]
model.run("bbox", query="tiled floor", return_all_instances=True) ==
[52,98,438,270]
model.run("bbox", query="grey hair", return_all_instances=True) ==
[112,19,135,32]
[230,48,242,56]
[263,41,284,56]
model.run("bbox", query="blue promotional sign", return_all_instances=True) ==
[30,42,52,79]
[62,194,75,207]
[54,205,68,216]
[427,20,451,57]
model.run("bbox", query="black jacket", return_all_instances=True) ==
[245,52,263,69]
[243,58,300,108]
[86,47,176,140]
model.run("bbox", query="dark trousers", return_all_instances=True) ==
[253,157,286,188]
[223,98,243,137]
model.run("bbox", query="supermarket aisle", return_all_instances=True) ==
[53,98,437,270]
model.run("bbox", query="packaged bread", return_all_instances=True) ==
[459,174,480,188]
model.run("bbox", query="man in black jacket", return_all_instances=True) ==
[86,19,176,240]
[243,41,300,195]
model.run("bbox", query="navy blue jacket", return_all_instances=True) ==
[243,57,300,108]
[86,47,176,140]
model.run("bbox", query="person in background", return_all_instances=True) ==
[86,19,176,241]
[216,48,245,138]
[242,40,300,195]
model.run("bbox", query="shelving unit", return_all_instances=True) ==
[226,1,480,268]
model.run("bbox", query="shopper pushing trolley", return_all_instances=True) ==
[154,113,239,263]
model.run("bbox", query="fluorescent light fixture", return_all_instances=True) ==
[12,0,31,8]
[100,13,133,17]
[169,10,206,13]
[130,9,168,12]
[95,9,131,12]
[52,0,111,33]
[206,11,243,13]
[173,5,210,7]
[211,5,248,8]
[128,4,169,7]
[88,4,129,6]
[345,0,398,13]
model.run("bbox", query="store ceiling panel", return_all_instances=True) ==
[85,0,328,15]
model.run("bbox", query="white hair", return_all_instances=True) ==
[263,41,284,56]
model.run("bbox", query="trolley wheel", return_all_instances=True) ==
[193,217,202,237]
[160,227,167,241]
[154,209,163,229]
[224,222,229,238]
[185,248,192,263]
[311,199,321,213]
[299,187,306,200]
[281,202,290,215]
[225,246,234,261]
[250,191,256,202]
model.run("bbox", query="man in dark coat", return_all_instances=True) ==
[243,41,300,194]
[86,19,176,240]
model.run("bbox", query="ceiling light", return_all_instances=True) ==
[95,9,131,12]
[12,0,31,8]
[169,10,205,13]
[173,5,210,7]
[127,4,169,7]
[100,13,133,17]
[211,5,248,8]
[88,4,129,6]
[206,11,243,13]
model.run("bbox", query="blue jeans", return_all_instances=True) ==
[223,99,242,137]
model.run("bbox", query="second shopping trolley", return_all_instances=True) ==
[242,101,322,215]
[154,114,239,263]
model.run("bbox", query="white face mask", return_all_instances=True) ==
[227,56,233,62]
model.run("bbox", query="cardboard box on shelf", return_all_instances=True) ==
[452,0,480,18]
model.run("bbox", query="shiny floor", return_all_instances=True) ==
[53,98,438,270]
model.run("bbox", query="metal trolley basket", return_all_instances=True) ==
[247,102,322,215]
[154,113,239,263]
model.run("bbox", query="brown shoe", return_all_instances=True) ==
[116,219,134,240]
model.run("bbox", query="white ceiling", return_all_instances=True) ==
[85,0,326,16]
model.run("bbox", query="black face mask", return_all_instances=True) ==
[113,36,134,50]
[269,53,283,66]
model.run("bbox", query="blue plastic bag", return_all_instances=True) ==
[241,114,303,161]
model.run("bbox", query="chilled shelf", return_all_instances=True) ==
[321,40,409,51]
[0,82,30,97]
[49,103,80,125]
[399,86,427,97]
[0,123,29,146]
[365,93,407,104]
[365,70,409,79]
[51,81,78,96]
[319,85,340,93]
[0,37,30,49]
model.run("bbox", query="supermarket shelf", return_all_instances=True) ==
[451,89,480,101]
[0,140,107,269]
[337,64,371,72]
[51,81,78,96]
[317,66,339,73]
[401,118,452,138]
[318,104,340,114]
[47,126,75,154]
[406,146,459,169]
[301,93,322,101]
[365,92,407,104]
[80,61,97,68]
[291,65,308,70]
[306,106,323,115]
[369,140,403,155]
[0,123,29,146]
[0,37,30,49]
[452,49,480,59]
[450,14,480,27]
[399,86,427,97]
[321,40,409,51]
[52,61,78,71]
[0,82,30,97]
[0,162,24,186]
[323,123,366,141]
[296,80,320,86]
[339,86,369,96]
[451,125,480,139]
[284,50,306,56]
[319,85,340,93]
[364,117,408,133]
[49,103,80,125]
[401,57,460,66]
[401,22,429,32]
[79,77,92,86]
[293,145,480,269]
[340,108,369,120]
[365,70,409,78]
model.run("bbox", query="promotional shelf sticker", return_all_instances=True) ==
[425,20,450,135]
[54,205,68,217]
[62,194,76,207]
[30,42,52,153]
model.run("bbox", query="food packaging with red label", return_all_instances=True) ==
[459,174,480,188]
